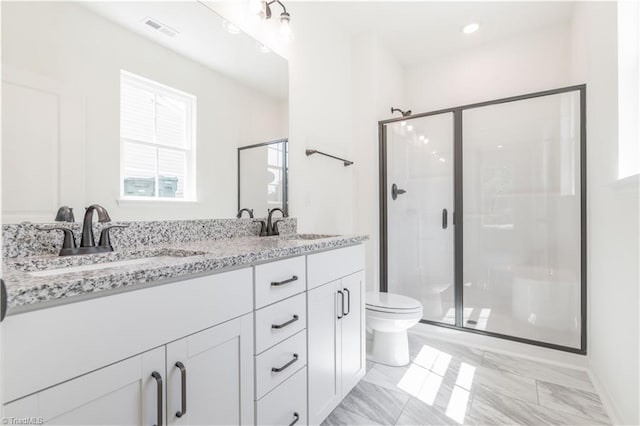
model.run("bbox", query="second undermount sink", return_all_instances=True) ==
[23,249,206,278]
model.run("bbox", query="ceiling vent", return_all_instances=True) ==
[143,17,178,38]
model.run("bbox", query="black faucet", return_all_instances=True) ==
[81,204,111,248]
[237,208,254,219]
[35,204,128,256]
[267,208,286,236]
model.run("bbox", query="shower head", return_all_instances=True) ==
[391,107,412,117]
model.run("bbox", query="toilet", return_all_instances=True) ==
[366,292,423,366]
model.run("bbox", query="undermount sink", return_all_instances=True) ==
[284,234,338,240]
[22,249,206,278]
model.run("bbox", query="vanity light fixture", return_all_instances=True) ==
[461,22,480,34]
[259,0,292,41]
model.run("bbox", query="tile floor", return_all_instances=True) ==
[322,332,610,426]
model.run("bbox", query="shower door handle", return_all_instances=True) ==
[442,209,448,229]
[391,184,406,200]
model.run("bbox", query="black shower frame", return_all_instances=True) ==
[378,84,587,355]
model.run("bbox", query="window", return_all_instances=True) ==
[618,0,640,180]
[120,71,196,200]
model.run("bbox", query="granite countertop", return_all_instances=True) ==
[2,234,368,314]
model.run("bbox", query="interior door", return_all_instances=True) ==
[340,271,365,396]
[384,113,455,324]
[166,314,254,426]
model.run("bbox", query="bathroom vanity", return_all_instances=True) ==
[1,229,367,425]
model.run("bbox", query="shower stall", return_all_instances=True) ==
[379,85,586,353]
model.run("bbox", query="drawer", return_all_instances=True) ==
[255,293,306,354]
[307,245,365,290]
[255,330,306,399]
[255,256,306,309]
[256,367,307,426]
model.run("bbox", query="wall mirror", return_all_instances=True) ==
[1,1,288,224]
[238,139,288,217]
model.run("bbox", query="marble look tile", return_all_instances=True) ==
[362,362,429,397]
[339,380,410,425]
[322,405,382,426]
[395,396,464,426]
[472,365,539,404]
[482,351,595,392]
[537,380,610,424]
[366,360,375,373]
[408,334,484,379]
[469,385,603,426]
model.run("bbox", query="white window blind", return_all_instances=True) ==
[120,71,196,200]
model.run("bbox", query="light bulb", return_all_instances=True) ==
[400,121,407,127]
[423,138,430,145]
[407,124,414,131]
[279,12,292,41]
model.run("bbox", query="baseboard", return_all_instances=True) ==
[587,368,624,425]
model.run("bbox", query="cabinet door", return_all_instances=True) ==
[166,314,254,426]
[340,271,366,396]
[307,280,341,426]
[3,347,165,425]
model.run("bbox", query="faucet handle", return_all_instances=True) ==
[98,225,129,248]
[272,219,285,236]
[35,226,77,250]
[253,220,267,237]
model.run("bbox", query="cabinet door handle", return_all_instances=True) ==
[271,354,298,373]
[343,288,351,317]
[442,208,448,229]
[272,314,299,329]
[175,362,187,418]
[337,290,344,319]
[289,412,300,426]
[151,371,163,426]
[271,275,298,287]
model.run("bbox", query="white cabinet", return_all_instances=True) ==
[307,271,366,425]
[3,347,165,425]
[166,314,254,426]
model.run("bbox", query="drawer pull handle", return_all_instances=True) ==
[271,275,298,287]
[289,412,300,426]
[272,354,299,373]
[272,314,299,329]
[151,371,163,426]
[337,290,344,319]
[343,288,351,317]
[175,361,187,418]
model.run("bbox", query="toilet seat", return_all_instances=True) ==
[366,292,422,314]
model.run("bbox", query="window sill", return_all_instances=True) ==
[116,198,198,207]
[611,174,639,192]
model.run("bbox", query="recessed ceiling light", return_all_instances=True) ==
[462,22,480,34]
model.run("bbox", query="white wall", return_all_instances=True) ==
[351,35,405,292]
[405,22,572,111]
[571,3,640,424]
[1,1,286,222]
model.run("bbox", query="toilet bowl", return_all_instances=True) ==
[366,292,423,366]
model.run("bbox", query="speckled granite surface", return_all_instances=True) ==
[2,218,297,258]
[3,233,368,312]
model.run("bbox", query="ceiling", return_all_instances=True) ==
[306,1,575,66]
[80,1,288,101]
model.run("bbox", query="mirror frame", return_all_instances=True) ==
[237,138,289,216]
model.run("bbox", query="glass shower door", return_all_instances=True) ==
[385,113,455,324]
[462,90,583,349]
